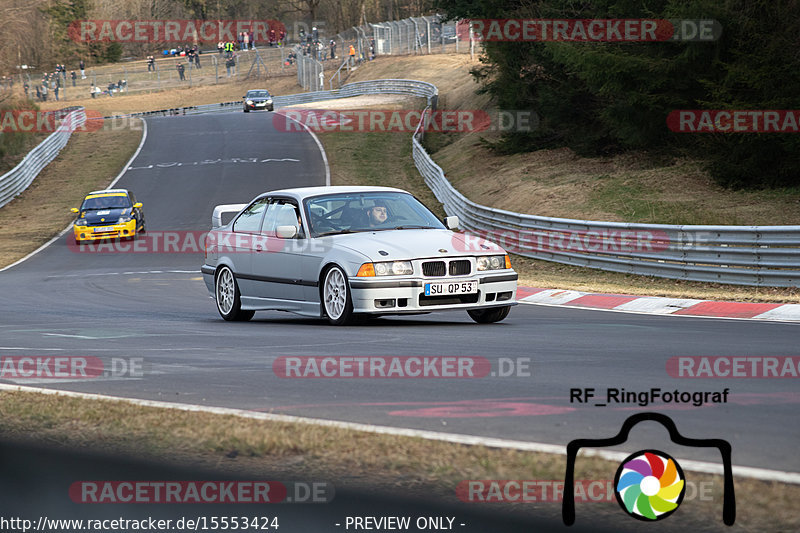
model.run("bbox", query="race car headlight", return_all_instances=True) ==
[118,215,132,223]
[75,219,87,226]
[477,255,508,271]
[266,99,273,104]
[246,100,254,105]
[374,261,413,276]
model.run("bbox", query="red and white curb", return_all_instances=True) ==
[517,287,800,323]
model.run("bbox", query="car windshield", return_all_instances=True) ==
[81,195,131,210]
[247,91,270,98]
[305,192,445,237]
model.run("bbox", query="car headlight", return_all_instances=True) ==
[246,100,254,105]
[75,219,87,226]
[118,215,132,223]
[266,99,273,104]
[356,261,413,277]
[477,255,509,271]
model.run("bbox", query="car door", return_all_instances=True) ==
[228,197,269,299]
[251,198,306,304]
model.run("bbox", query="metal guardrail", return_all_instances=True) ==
[106,79,439,119]
[0,108,87,209]
[412,107,800,287]
[93,79,800,287]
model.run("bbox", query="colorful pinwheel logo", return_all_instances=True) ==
[614,450,686,521]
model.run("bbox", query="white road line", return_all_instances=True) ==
[1,383,797,484]
[283,109,331,187]
[0,118,148,274]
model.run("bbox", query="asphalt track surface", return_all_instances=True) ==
[0,112,798,530]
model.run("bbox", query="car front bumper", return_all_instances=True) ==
[245,102,273,111]
[348,272,518,314]
[74,220,137,241]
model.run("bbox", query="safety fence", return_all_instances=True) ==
[0,107,87,209]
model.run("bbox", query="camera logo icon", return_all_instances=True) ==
[614,449,685,521]
[562,412,735,526]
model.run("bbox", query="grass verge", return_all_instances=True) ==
[0,120,143,268]
[0,390,796,532]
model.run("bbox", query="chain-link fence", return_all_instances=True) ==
[327,16,474,89]
[12,16,472,99]
[17,46,297,102]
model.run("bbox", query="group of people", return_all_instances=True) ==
[293,34,375,65]
[20,59,88,102]
[89,79,126,98]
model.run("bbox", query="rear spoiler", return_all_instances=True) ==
[211,204,247,228]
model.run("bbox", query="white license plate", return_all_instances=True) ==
[424,280,477,296]
[93,226,115,233]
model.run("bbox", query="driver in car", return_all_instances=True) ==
[366,202,389,227]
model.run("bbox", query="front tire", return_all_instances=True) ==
[322,266,355,325]
[243,107,250,113]
[467,306,511,324]
[215,266,254,321]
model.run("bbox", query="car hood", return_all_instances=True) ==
[80,208,130,225]
[329,229,504,261]
[247,96,272,102]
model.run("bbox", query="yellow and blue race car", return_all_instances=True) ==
[71,189,146,244]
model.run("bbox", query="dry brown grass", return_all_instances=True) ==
[0,120,143,267]
[0,390,796,532]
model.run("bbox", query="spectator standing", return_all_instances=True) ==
[194,47,201,68]
[147,55,155,71]
[243,31,249,50]
[225,53,236,76]
[217,41,224,55]
[249,30,255,49]
[330,39,336,59]
[238,32,245,51]
[35,85,41,101]
[41,82,48,101]
[269,29,276,46]
[23,81,29,98]
[79,59,86,79]
[177,62,185,80]
[71,71,76,86]
[348,44,356,66]
[54,75,61,101]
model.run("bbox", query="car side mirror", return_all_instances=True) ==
[133,202,143,209]
[276,225,298,239]
[444,216,459,230]
[70,208,79,213]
